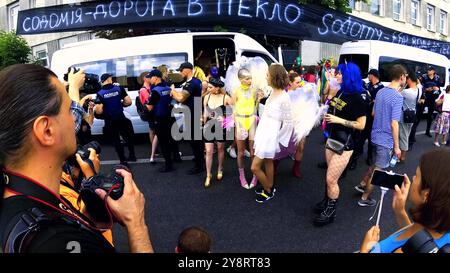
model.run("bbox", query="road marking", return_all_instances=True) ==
[100,156,194,165]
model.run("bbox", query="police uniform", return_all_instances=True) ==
[182,76,204,172]
[418,73,441,135]
[360,81,384,163]
[147,81,180,172]
[97,83,136,163]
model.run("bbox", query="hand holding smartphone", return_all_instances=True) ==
[371,170,405,190]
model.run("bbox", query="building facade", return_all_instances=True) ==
[1,0,449,67]
[301,0,450,66]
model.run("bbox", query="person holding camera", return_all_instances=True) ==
[360,149,450,253]
[95,73,136,165]
[312,62,367,226]
[60,145,114,244]
[0,64,153,253]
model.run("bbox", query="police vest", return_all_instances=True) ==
[97,85,125,120]
[152,85,172,118]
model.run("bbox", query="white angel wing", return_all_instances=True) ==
[289,83,327,143]
[224,56,270,96]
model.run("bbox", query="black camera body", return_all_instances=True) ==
[63,67,101,94]
[77,141,101,161]
[80,165,128,223]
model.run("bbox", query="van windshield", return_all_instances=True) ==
[379,56,446,87]
[338,54,369,77]
[73,53,188,92]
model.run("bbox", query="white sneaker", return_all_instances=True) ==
[244,149,251,158]
[227,146,237,158]
[434,142,440,147]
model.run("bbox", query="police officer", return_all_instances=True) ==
[171,62,205,175]
[95,74,136,165]
[361,69,384,166]
[418,66,441,137]
[146,69,181,173]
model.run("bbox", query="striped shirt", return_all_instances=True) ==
[371,87,403,149]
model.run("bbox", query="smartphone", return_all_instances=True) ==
[371,170,404,190]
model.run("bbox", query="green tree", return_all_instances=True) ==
[0,31,33,70]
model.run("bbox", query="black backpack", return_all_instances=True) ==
[135,89,151,122]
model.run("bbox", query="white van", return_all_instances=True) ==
[51,32,277,135]
[338,40,450,88]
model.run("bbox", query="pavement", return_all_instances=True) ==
[93,122,444,253]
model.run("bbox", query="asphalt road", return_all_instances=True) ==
[93,122,444,253]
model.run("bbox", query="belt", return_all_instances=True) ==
[235,114,255,118]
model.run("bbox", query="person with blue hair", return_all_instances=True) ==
[313,62,367,227]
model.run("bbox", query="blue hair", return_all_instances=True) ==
[337,62,362,94]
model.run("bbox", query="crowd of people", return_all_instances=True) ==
[1,56,449,253]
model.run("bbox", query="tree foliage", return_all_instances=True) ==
[0,31,33,70]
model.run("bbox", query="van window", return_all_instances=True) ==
[241,51,274,65]
[379,56,446,87]
[73,53,188,92]
[338,54,369,76]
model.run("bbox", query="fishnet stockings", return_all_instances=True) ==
[325,149,353,199]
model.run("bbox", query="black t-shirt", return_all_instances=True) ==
[0,196,115,253]
[328,90,366,150]
[182,77,202,115]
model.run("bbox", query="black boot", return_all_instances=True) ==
[313,198,338,227]
[313,184,329,214]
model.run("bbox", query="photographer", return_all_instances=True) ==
[61,146,114,245]
[360,149,450,253]
[66,68,95,144]
[0,64,153,253]
[95,73,136,165]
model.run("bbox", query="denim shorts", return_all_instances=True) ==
[374,144,392,169]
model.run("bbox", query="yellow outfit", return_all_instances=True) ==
[234,85,257,131]
[194,66,207,82]
[60,172,114,245]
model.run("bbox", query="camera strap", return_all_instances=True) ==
[2,169,105,233]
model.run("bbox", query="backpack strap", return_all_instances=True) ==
[3,207,76,253]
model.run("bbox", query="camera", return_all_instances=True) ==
[402,229,450,253]
[80,164,128,223]
[65,141,102,185]
[63,67,101,94]
[77,141,101,161]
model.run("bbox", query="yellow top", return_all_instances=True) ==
[235,85,257,116]
[234,85,257,131]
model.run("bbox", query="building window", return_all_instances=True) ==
[30,0,46,8]
[392,0,403,20]
[410,0,419,25]
[427,5,435,31]
[370,0,381,16]
[8,2,20,32]
[440,11,447,35]
[36,50,48,67]
[349,0,356,9]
